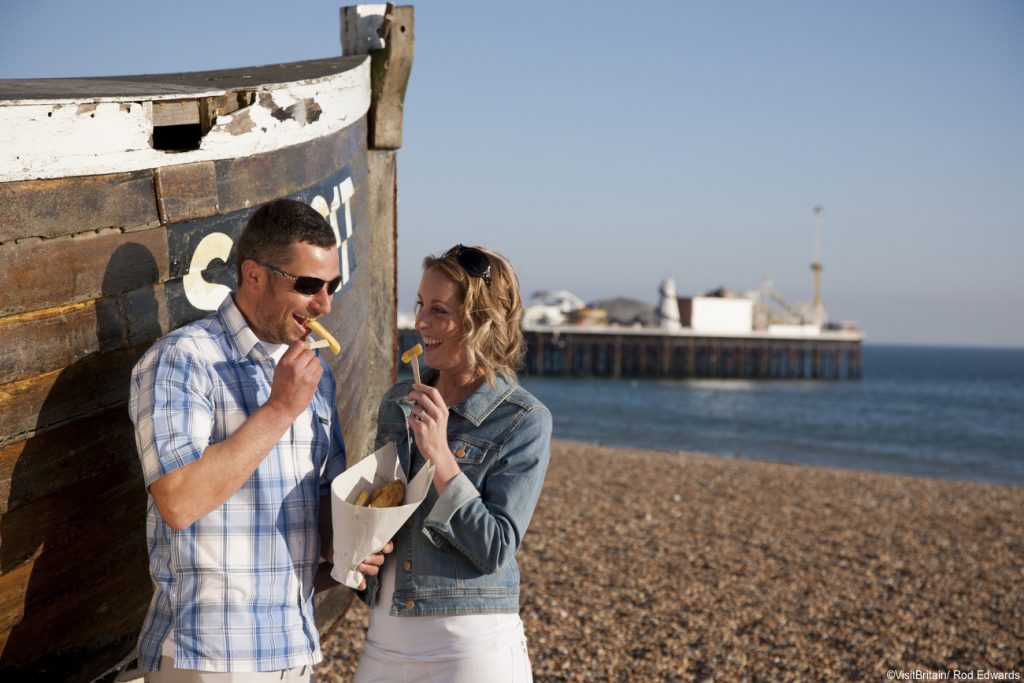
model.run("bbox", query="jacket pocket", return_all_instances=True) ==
[448,436,493,466]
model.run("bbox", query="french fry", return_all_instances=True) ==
[402,343,423,384]
[305,319,340,355]
[353,490,370,507]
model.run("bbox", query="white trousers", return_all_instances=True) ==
[148,657,316,682]
[353,639,533,683]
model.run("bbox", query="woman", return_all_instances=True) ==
[354,245,552,683]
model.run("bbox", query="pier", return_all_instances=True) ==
[522,327,862,380]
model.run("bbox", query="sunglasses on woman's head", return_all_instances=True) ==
[258,261,342,296]
[446,244,492,287]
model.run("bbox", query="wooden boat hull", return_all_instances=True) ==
[0,34,408,677]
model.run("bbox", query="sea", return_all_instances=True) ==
[515,345,1024,487]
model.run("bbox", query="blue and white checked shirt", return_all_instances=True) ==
[128,295,346,672]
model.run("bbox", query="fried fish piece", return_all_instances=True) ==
[368,480,405,508]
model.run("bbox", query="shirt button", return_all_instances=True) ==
[405,600,415,610]
[403,561,412,571]
[455,447,466,458]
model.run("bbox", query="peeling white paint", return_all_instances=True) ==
[310,194,341,244]
[0,101,152,179]
[0,60,370,183]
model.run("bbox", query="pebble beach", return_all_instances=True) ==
[318,439,1024,681]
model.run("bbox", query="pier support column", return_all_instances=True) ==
[610,335,618,378]
[564,335,574,376]
[534,332,544,375]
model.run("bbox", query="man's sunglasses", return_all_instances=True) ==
[258,261,342,296]
[446,244,492,287]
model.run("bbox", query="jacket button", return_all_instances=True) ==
[405,600,415,610]
[455,447,466,458]
[404,518,414,528]
[403,561,412,571]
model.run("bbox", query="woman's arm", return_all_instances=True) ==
[419,404,553,574]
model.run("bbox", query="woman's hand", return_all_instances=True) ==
[408,383,461,493]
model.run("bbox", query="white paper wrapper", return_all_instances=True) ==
[330,441,435,588]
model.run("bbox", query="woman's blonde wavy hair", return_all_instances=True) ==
[423,245,525,386]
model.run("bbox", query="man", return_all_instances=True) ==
[129,199,386,681]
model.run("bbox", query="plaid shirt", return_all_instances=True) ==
[128,295,346,672]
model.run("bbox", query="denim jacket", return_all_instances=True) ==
[360,369,552,615]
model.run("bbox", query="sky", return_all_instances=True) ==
[2,1,1022,347]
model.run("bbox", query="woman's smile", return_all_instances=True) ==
[415,268,467,373]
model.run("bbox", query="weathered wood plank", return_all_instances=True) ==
[215,118,366,214]
[1,463,144,586]
[0,56,366,101]
[0,475,148,678]
[0,345,146,446]
[314,585,355,636]
[324,150,392,460]
[341,5,414,150]
[0,301,124,387]
[368,6,414,149]
[152,99,200,127]
[0,171,159,243]
[124,283,173,346]
[0,407,137,515]
[198,92,255,132]
[0,227,168,317]
[155,161,220,224]
[0,545,41,635]
[0,556,148,680]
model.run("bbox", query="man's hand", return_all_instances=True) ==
[356,542,394,591]
[150,340,322,530]
[267,340,323,419]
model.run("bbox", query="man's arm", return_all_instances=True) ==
[150,340,323,530]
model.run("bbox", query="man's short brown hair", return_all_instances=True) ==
[236,199,336,282]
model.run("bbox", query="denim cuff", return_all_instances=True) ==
[422,472,480,546]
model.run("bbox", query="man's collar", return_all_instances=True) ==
[217,294,262,360]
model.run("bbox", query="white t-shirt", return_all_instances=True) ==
[265,341,288,362]
[365,555,525,660]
